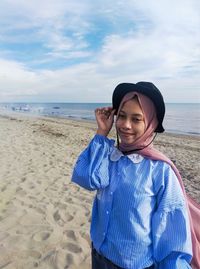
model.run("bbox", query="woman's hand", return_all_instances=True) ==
[95,107,115,136]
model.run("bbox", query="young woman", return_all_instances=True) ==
[71,82,200,269]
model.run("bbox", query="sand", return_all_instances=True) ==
[0,112,199,269]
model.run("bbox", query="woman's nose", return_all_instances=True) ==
[122,119,132,129]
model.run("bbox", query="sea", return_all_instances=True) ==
[0,102,199,136]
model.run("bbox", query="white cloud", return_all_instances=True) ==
[0,59,39,99]
[0,0,199,102]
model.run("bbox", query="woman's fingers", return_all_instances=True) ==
[95,107,115,136]
[95,107,115,118]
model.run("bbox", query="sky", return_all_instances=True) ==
[0,0,200,103]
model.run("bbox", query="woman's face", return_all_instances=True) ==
[116,97,145,145]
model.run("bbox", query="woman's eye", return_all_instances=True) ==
[118,114,125,119]
[132,118,141,122]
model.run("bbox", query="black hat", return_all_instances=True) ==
[112,81,165,133]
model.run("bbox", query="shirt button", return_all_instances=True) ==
[110,192,113,195]
[106,211,109,214]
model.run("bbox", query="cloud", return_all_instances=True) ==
[0,59,39,99]
[0,0,199,102]
[0,58,111,102]
[0,0,93,60]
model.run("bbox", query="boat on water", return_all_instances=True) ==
[12,105,30,112]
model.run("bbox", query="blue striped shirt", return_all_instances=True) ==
[71,134,192,269]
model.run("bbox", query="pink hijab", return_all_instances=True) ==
[117,92,200,269]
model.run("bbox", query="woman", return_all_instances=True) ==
[72,82,199,268]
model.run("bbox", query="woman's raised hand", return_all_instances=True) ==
[95,107,115,136]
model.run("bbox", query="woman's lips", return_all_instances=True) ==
[119,131,133,137]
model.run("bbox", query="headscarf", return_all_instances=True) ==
[116,92,200,269]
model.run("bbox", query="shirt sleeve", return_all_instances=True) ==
[152,164,193,269]
[71,134,114,190]
[157,252,192,268]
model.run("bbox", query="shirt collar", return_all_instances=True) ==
[110,147,144,163]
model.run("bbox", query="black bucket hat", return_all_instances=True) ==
[112,81,165,133]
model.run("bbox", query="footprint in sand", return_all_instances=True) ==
[65,253,74,268]
[1,185,7,192]
[53,210,74,223]
[64,230,76,241]
[53,210,61,221]
[61,242,82,254]
[21,177,26,182]
[33,231,51,242]
[66,213,73,222]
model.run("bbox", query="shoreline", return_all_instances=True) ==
[0,112,199,269]
[0,110,200,138]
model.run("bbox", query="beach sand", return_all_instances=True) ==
[0,112,199,269]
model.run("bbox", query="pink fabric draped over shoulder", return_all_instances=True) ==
[117,92,200,269]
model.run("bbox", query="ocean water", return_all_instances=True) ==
[0,102,199,136]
